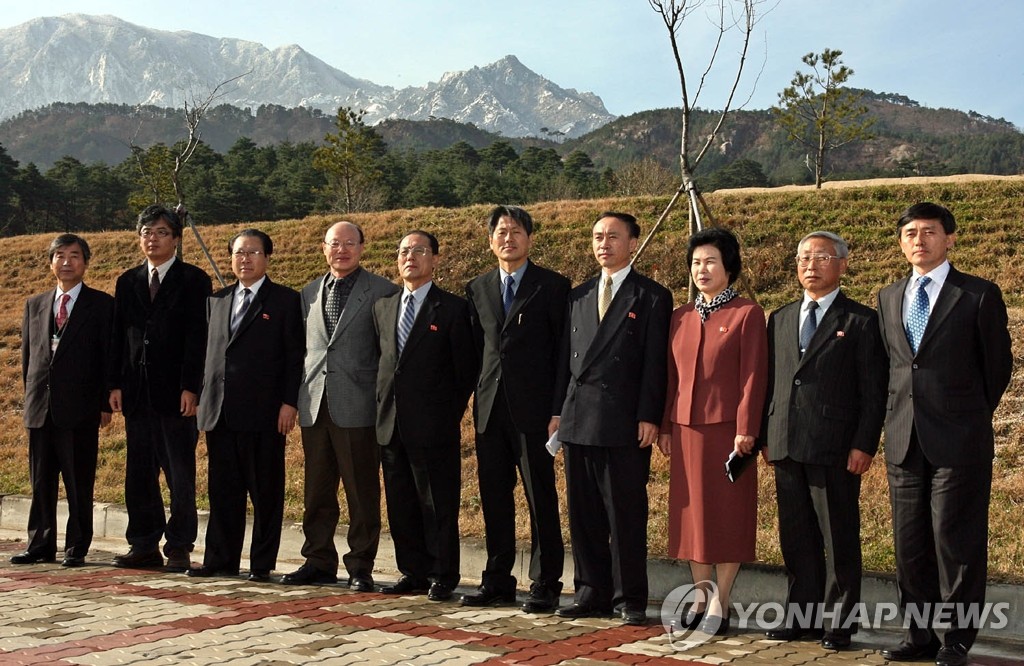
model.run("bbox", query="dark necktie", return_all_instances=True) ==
[598,276,612,321]
[56,293,70,330]
[905,276,932,354]
[231,287,251,335]
[503,275,515,315]
[398,293,416,353]
[149,267,160,301]
[325,278,342,337]
[799,300,819,354]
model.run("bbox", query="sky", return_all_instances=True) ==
[3,0,1023,129]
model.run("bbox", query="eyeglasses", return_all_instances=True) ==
[233,250,264,258]
[796,254,841,267]
[324,240,359,250]
[140,228,173,238]
[397,246,431,258]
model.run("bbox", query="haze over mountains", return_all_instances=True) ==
[0,14,616,138]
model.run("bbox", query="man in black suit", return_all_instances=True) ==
[282,221,399,589]
[189,229,303,582]
[552,212,672,626]
[14,234,113,567]
[462,206,569,612]
[373,230,477,602]
[108,204,212,571]
[877,203,1012,666]
[761,231,887,650]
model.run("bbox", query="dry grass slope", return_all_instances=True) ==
[1,175,1022,581]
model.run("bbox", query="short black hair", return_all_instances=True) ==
[401,230,439,255]
[48,233,91,263]
[229,228,273,256]
[687,227,743,284]
[136,204,183,238]
[897,202,956,235]
[595,211,641,238]
[488,205,533,236]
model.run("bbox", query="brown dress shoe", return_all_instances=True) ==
[164,549,192,572]
[112,548,163,569]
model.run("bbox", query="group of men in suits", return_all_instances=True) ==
[13,202,1013,655]
[761,203,1011,666]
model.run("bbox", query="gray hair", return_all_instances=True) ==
[798,230,849,258]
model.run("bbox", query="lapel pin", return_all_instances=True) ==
[836,330,845,337]
[429,324,438,331]
[720,326,729,333]
[262,313,270,320]
[628,312,637,319]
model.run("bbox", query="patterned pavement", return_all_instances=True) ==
[0,542,1021,665]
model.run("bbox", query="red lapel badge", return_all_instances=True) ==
[262,313,270,320]
[719,326,729,333]
[836,330,845,337]
[628,312,637,319]
[429,324,438,331]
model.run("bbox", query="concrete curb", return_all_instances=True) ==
[1,493,1020,640]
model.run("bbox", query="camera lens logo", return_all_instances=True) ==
[659,580,719,650]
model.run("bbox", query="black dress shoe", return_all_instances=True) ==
[347,574,375,592]
[700,612,730,636]
[521,583,561,613]
[621,607,648,626]
[281,563,337,585]
[461,586,516,607]
[61,556,86,568]
[112,548,163,569]
[880,641,941,661]
[935,643,970,666]
[680,604,705,630]
[765,627,818,641]
[821,633,851,650]
[381,576,430,595]
[10,551,56,564]
[555,603,613,619]
[427,582,454,601]
[247,570,271,582]
[187,565,239,578]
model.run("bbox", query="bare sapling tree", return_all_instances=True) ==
[129,71,250,285]
[773,49,874,188]
[641,0,771,300]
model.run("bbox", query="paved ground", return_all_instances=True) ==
[1,540,1022,666]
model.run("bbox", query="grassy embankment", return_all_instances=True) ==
[0,176,1021,580]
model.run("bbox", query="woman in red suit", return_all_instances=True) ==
[658,227,768,635]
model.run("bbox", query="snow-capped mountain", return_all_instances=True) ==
[0,14,616,137]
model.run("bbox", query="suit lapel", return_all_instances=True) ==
[917,268,964,354]
[481,270,505,328]
[400,284,438,362]
[504,262,539,329]
[132,263,151,308]
[230,280,270,342]
[580,274,638,372]
[800,293,845,364]
[883,275,912,354]
[777,301,803,371]
[334,271,369,341]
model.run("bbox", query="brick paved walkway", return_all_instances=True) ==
[1,542,1020,665]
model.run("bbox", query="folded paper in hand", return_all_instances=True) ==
[724,441,763,483]
[546,430,562,456]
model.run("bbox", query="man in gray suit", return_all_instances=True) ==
[762,231,887,650]
[877,203,1012,666]
[281,221,399,589]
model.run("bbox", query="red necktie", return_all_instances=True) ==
[56,293,70,329]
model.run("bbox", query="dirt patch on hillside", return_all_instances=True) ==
[718,173,1024,195]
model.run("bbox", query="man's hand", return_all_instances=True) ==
[180,390,198,417]
[109,389,122,412]
[278,404,298,436]
[847,449,874,475]
[547,416,560,439]
[638,421,659,448]
[657,433,672,456]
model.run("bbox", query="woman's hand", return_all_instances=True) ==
[733,434,756,456]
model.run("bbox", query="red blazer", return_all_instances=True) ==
[661,296,768,436]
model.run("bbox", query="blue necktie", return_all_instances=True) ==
[503,275,515,315]
[230,288,251,335]
[799,300,818,354]
[905,276,931,354]
[398,293,416,353]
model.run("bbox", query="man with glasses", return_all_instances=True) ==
[282,221,399,589]
[190,229,303,582]
[373,231,477,601]
[760,231,887,650]
[108,205,211,571]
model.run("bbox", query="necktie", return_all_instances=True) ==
[325,278,342,337]
[149,267,160,301]
[598,276,613,321]
[398,293,416,353]
[799,300,819,354]
[55,293,70,330]
[503,275,515,315]
[231,288,251,335]
[905,276,932,354]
